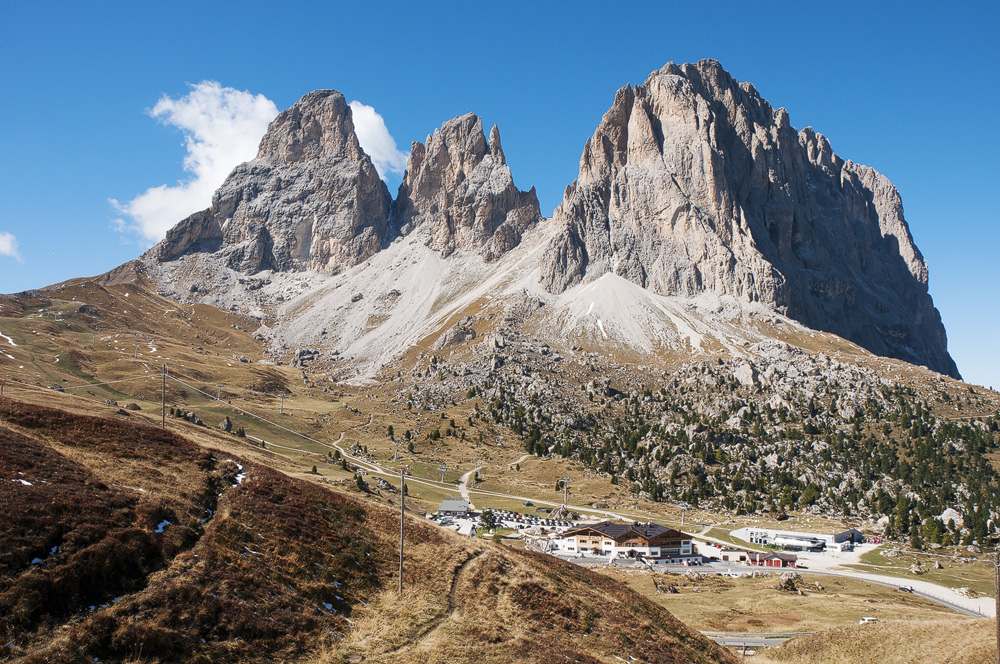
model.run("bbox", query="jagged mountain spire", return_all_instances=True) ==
[392,113,540,260]
[539,59,957,378]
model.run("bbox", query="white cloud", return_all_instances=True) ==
[113,84,409,246]
[0,232,22,262]
[112,81,279,245]
[349,101,409,179]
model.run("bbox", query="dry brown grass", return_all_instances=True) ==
[0,397,736,663]
[596,567,964,634]
[755,618,995,664]
[325,541,738,664]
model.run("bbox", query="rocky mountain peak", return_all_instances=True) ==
[392,113,541,260]
[141,65,957,379]
[256,90,364,165]
[488,123,505,165]
[149,89,390,275]
[540,59,957,377]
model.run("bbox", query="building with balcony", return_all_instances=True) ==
[555,521,698,563]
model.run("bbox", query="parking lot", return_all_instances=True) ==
[426,507,575,535]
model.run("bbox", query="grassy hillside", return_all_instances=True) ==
[0,398,735,663]
[756,619,995,664]
[596,567,966,634]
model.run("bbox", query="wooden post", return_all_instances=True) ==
[399,467,405,597]
[161,363,170,429]
[161,367,166,429]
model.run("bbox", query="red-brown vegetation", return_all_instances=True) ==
[0,398,733,663]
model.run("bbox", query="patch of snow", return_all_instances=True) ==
[224,459,246,485]
[154,520,171,533]
[0,329,16,346]
[50,546,57,555]
[12,479,32,486]
[596,318,608,340]
[30,558,42,564]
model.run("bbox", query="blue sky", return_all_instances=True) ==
[1,1,997,388]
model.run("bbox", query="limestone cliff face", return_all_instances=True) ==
[150,90,390,275]
[540,60,958,378]
[143,68,957,378]
[392,114,541,260]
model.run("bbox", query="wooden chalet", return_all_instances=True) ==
[557,521,697,562]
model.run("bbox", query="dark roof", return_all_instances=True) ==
[749,552,797,562]
[564,521,687,541]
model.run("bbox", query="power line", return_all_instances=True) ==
[4,369,706,530]
[0,374,159,396]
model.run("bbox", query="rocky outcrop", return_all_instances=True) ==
[392,114,541,260]
[540,59,958,378]
[149,90,390,275]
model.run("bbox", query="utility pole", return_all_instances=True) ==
[133,343,139,358]
[560,477,571,506]
[398,466,405,597]
[678,501,689,527]
[393,439,401,462]
[216,384,223,400]
[279,393,286,414]
[161,363,171,429]
[438,465,449,483]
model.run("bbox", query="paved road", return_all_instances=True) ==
[691,560,991,619]
[457,467,479,511]
[797,567,991,618]
[704,635,788,650]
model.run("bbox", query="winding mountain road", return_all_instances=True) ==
[457,467,478,511]
[225,403,996,621]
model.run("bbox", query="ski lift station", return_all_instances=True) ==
[730,526,863,551]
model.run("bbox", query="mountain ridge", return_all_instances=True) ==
[137,59,957,379]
